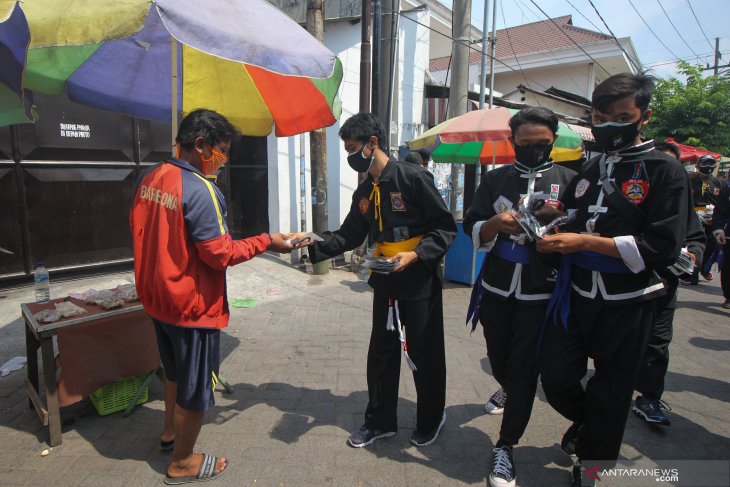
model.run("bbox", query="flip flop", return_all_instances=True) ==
[159,439,174,451]
[163,453,228,485]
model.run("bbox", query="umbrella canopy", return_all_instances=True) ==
[0,2,36,125]
[408,107,583,165]
[664,137,722,164]
[0,0,342,136]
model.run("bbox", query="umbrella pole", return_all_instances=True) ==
[171,36,178,156]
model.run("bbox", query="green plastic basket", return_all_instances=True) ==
[89,374,149,416]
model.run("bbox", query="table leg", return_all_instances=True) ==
[25,324,39,410]
[40,337,61,446]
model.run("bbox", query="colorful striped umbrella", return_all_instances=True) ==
[0,0,342,136]
[408,107,583,165]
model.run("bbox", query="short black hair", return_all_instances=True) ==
[592,72,656,113]
[655,141,681,160]
[403,152,423,165]
[176,109,238,150]
[508,107,559,136]
[417,150,431,164]
[339,113,387,151]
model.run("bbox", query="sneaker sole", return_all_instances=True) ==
[632,406,671,426]
[410,413,446,447]
[484,404,505,415]
[488,474,516,487]
[347,431,396,448]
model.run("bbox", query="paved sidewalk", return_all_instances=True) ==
[0,255,728,486]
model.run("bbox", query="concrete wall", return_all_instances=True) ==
[431,62,596,101]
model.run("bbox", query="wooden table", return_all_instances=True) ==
[21,298,159,446]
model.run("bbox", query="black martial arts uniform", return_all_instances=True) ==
[463,162,576,446]
[689,172,723,280]
[711,182,730,301]
[540,141,689,464]
[636,151,706,402]
[309,158,456,434]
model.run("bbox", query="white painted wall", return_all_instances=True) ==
[393,7,429,148]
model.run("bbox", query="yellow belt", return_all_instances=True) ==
[695,206,709,212]
[374,236,422,258]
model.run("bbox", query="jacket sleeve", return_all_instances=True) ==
[712,184,730,232]
[412,170,457,265]
[684,182,706,260]
[184,174,271,270]
[633,162,689,269]
[309,195,370,263]
[463,173,495,238]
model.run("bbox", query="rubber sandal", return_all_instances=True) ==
[163,453,228,485]
[159,439,174,451]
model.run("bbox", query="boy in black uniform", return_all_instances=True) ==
[293,113,456,448]
[463,107,576,487]
[633,142,705,426]
[536,73,689,486]
[711,181,730,308]
[687,155,723,283]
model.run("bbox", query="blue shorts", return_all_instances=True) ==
[153,319,220,412]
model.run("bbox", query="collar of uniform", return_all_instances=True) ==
[369,156,398,183]
[513,161,554,177]
[613,140,655,159]
[165,157,208,179]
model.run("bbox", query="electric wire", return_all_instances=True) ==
[626,0,682,62]
[655,0,701,60]
[525,0,611,74]
[585,0,641,71]
[685,0,715,51]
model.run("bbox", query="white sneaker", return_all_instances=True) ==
[489,445,516,487]
[485,387,507,415]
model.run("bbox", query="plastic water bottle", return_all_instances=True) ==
[34,262,50,304]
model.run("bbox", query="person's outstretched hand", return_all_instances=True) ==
[269,233,294,253]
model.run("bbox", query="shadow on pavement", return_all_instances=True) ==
[219,380,493,485]
[688,336,730,352]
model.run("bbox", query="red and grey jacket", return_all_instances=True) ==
[130,158,271,329]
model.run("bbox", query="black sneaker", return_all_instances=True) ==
[347,426,396,448]
[571,460,596,487]
[488,445,516,487]
[410,412,446,447]
[561,422,583,456]
[485,387,507,415]
[721,299,730,309]
[632,396,671,426]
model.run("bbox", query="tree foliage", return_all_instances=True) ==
[645,62,730,155]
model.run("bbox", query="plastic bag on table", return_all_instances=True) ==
[35,309,62,323]
[55,301,87,318]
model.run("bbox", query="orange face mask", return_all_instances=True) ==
[201,147,228,176]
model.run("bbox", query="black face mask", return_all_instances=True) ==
[591,115,644,153]
[347,143,374,172]
[698,166,715,175]
[513,142,553,171]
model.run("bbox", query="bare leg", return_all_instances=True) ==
[161,379,176,443]
[166,404,226,478]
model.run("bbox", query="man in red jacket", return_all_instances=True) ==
[130,109,292,484]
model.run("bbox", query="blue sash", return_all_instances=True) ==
[544,251,632,330]
[465,240,530,332]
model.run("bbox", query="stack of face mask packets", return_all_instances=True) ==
[360,255,398,274]
[666,248,695,277]
[512,192,575,241]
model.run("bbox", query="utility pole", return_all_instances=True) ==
[448,0,472,219]
[714,37,720,75]
[360,0,372,112]
[307,0,329,274]
[376,0,396,149]
[372,0,382,118]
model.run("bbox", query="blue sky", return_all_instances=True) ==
[439,0,729,79]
